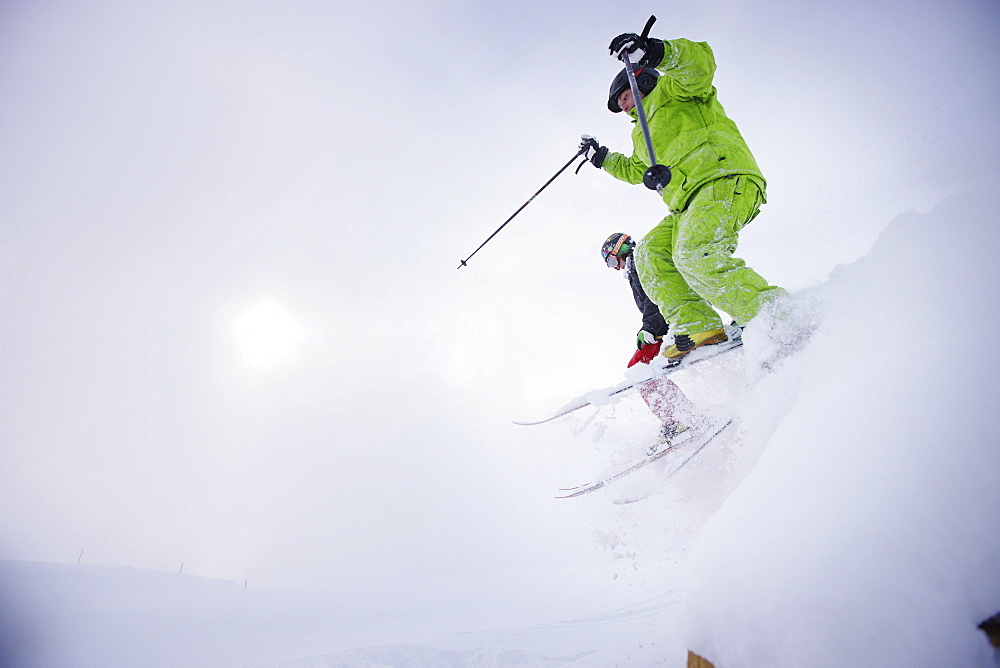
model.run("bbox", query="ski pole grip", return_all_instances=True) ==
[639,15,656,40]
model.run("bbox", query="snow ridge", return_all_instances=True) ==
[673,189,1000,665]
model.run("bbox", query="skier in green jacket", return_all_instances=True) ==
[580,33,785,364]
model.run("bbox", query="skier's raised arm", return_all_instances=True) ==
[652,39,717,100]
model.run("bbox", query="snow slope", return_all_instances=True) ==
[0,560,690,667]
[677,187,1000,666]
[2,190,998,666]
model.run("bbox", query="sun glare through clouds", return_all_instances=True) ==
[233,300,305,372]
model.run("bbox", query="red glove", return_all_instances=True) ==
[628,341,662,368]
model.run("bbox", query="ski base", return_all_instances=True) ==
[514,337,743,427]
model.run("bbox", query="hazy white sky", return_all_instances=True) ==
[1,0,997,588]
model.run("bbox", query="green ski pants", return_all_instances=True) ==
[635,176,784,334]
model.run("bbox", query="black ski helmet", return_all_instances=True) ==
[601,233,634,264]
[607,66,659,113]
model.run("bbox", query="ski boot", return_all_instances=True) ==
[662,328,729,366]
[646,421,691,456]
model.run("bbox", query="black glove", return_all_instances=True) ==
[608,33,664,69]
[579,134,609,168]
[609,32,645,58]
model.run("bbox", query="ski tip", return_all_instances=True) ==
[556,482,603,498]
[558,484,590,492]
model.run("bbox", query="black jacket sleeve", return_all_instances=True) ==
[626,257,670,337]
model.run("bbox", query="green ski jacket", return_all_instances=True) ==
[603,38,766,213]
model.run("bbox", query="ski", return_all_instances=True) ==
[556,419,735,499]
[513,338,743,426]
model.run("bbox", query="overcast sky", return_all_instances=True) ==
[2,0,997,588]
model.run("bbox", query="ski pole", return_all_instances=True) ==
[619,15,671,193]
[457,147,587,269]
